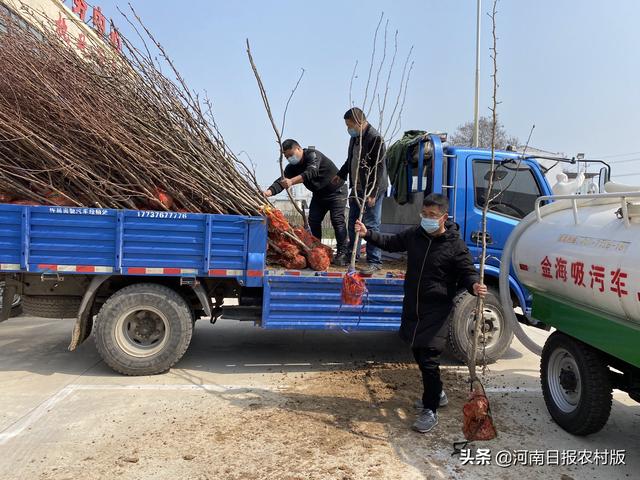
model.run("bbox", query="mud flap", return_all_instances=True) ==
[68,275,111,351]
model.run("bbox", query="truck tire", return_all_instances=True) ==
[22,295,81,318]
[0,280,22,318]
[540,332,612,435]
[94,283,193,376]
[447,289,514,365]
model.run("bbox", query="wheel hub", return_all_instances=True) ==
[559,367,578,392]
[547,347,581,413]
[467,306,502,350]
[115,307,170,358]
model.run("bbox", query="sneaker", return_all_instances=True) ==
[412,409,438,433]
[332,253,349,267]
[357,263,382,275]
[414,391,448,410]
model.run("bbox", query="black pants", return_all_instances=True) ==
[412,346,443,413]
[308,185,348,255]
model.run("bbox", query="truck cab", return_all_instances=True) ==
[382,133,554,336]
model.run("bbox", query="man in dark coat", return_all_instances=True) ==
[355,193,486,433]
[334,107,388,274]
[265,139,349,265]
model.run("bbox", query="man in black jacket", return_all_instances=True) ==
[355,193,487,433]
[264,139,349,265]
[334,108,388,274]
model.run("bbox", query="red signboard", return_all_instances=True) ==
[59,1,122,53]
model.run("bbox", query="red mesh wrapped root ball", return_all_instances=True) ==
[462,392,497,441]
[293,227,316,248]
[264,207,291,235]
[154,187,174,209]
[341,270,367,305]
[282,254,307,270]
[307,246,331,271]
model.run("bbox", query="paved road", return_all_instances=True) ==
[0,316,637,479]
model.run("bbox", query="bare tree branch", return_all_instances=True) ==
[245,39,307,227]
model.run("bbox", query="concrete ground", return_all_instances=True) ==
[0,316,637,480]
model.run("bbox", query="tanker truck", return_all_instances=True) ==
[500,183,640,435]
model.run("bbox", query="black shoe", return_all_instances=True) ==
[358,263,382,275]
[332,253,349,267]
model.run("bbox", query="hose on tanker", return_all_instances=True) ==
[499,212,543,356]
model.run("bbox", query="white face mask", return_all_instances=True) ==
[420,217,441,233]
[286,153,302,165]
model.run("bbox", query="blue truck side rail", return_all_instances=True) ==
[0,204,267,288]
[262,271,404,330]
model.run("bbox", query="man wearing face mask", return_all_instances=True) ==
[264,139,349,266]
[333,107,388,274]
[354,193,487,433]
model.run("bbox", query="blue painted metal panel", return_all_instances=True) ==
[262,275,404,330]
[29,207,117,268]
[0,204,268,281]
[121,211,206,271]
[245,217,267,287]
[0,205,23,267]
[209,215,248,271]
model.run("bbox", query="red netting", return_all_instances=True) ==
[265,208,291,235]
[462,392,497,441]
[153,187,174,209]
[282,254,307,270]
[293,227,334,264]
[293,227,316,248]
[275,240,299,260]
[263,207,335,271]
[341,270,367,305]
[307,246,331,271]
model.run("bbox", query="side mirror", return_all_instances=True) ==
[598,166,610,193]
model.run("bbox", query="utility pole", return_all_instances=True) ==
[472,0,481,147]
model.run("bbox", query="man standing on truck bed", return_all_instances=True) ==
[334,107,388,274]
[355,193,487,433]
[264,139,349,266]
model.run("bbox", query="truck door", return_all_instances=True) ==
[465,158,545,266]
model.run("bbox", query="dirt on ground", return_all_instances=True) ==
[31,363,471,480]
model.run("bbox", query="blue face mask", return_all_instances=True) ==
[421,217,441,233]
[347,128,359,138]
[286,153,302,165]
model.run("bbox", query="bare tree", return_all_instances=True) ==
[449,115,518,149]
[245,40,308,227]
[347,14,414,269]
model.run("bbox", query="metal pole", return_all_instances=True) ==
[472,0,481,147]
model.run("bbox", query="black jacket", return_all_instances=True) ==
[365,222,479,348]
[269,148,344,196]
[337,124,388,198]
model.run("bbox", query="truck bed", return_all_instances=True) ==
[0,204,405,331]
[0,204,267,287]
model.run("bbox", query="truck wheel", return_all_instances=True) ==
[0,280,22,317]
[94,283,193,376]
[22,295,81,318]
[447,289,514,364]
[540,332,612,435]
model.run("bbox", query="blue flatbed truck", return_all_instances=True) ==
[0,134,554,375]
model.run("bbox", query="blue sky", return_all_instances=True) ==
[85,0,639,185]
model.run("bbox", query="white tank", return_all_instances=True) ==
[512,185,640,325]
